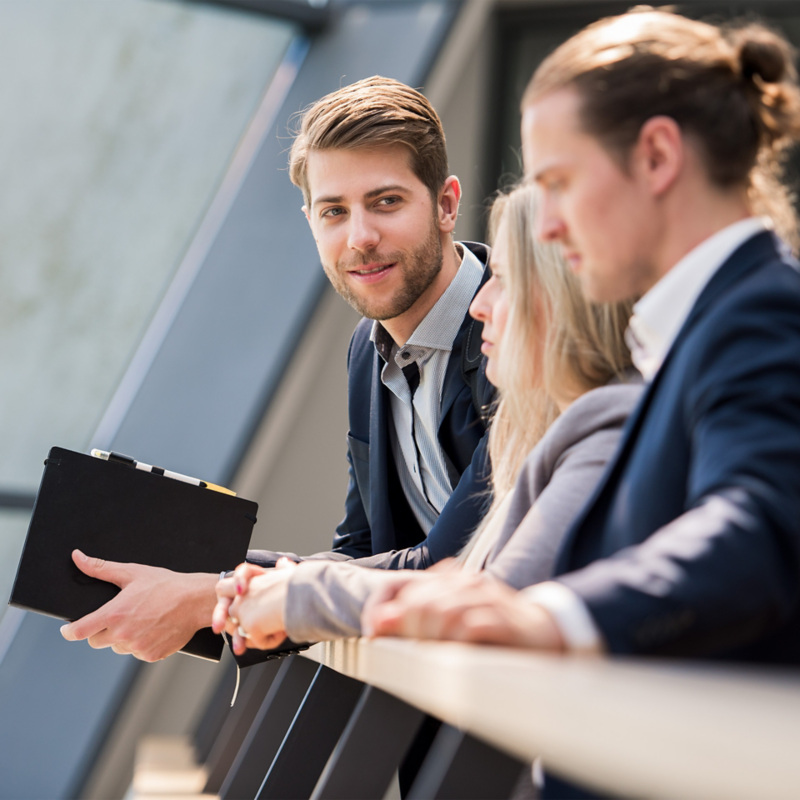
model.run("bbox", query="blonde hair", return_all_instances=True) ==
[461,184,633,559]
[524,7,800,250]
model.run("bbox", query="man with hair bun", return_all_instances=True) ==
[367,6,800,688]
[61,77,494,664]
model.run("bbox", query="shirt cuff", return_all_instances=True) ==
[520,581,604,654]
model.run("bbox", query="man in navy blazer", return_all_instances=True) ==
[366,10,800,670]
[244,242,493,572]
[325,248,493,567]
[61,78,493,661]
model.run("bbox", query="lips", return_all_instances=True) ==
[348,263,396,284]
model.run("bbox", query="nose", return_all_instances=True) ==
[534,194,566,243]
[469,277,495,323]
[347,207,380,253]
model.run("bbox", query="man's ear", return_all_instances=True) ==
[302,204,311,223]
[437,176,461,234]
[634,116,683,197]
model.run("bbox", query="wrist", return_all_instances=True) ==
[187,572,222,632]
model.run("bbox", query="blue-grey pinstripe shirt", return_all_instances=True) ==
[370,244,485,534]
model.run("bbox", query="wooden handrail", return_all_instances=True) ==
[302,638,800,800]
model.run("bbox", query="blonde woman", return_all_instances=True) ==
[212,184,642,651]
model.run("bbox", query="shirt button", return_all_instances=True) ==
[401,352,410,360]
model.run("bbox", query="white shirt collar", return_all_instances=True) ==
[626,217,770,381]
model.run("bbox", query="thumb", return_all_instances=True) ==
[72,549,132,588]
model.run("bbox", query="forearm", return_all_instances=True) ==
[284,561,398,641]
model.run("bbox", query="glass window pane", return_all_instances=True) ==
[0,511,30,612]
[0,0,296,621]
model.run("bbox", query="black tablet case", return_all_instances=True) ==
[9,446,258,661]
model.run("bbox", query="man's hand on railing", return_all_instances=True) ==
[212,558,296,654]
[362,571,565,651]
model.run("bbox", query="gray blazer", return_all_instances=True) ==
[283,382,643,642]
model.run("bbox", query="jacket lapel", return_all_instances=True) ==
[553,230,782,574]
[368,349,395,553]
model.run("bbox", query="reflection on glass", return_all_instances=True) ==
[0,0,295,493]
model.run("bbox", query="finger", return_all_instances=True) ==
[227,595,243,622]
[61,606,111,642]
[275,557,297,571]
[211,596,233,633]
[215,576,238,600]
[233,562,265,595]
[361,576,415,629]
[72,550,132,588]
[362,600,406,637]
[111,643,132,656]
[456,608,521,646]
[87,628,122,650]
[231,630,248,656]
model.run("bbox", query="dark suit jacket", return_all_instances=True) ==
[554,231,800,664]
[249,241,494,571]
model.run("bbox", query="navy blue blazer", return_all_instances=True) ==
[249,242,494,571]
[555,231,800,664]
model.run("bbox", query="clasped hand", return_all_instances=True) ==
[361,565,566,651]
[212,558,297,655]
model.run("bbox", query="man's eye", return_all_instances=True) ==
[377,196,399,207]
[321,207,345,218]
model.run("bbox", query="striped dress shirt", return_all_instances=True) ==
[370,244,485,534]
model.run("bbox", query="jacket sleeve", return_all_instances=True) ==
[558,273,800,657]
[283,560,396,640]
[487,425,626,590]
[347,427,492,570]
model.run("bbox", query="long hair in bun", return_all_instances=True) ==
[524,8,800,251]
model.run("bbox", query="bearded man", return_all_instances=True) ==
[60,77,494,662]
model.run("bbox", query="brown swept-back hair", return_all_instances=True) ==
[289,76,448,205]
[524,7,800,249]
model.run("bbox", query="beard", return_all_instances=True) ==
[324,218,444,321]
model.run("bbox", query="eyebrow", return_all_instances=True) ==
[531,161,567,184]
[364,184,409,199]
[312,184,410,208]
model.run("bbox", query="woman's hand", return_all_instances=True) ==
[212,558,297,654]
[362,572,566,651]
[359,569,443,634]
